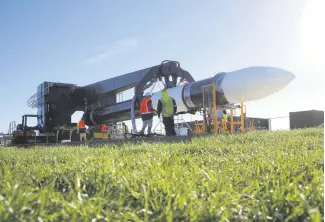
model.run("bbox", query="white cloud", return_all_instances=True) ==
[85,38,138,64]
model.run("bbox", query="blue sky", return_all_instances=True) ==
[0,0,324,132]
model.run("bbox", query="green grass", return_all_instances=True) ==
[0,128,323,221]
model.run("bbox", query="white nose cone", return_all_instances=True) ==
[221,66,295,103]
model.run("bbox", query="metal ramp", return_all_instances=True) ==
[174,114,192,136]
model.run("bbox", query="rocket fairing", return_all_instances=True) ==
[85,66,295,125]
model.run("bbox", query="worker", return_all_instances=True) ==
[223,110,228,122]
[157,88,177,136]
[139,92,154,135]
[100,124,108,132]
[222,110,231,132]
[78,118,87,143]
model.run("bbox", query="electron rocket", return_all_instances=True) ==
[150,66,295,113]
[85,66,295,125]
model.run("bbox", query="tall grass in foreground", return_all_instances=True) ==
[0,128,323,221]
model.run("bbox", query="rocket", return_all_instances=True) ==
[150,66,295,113]
[85,66,295,125]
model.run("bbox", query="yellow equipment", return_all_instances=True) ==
[94,132,109,139]
[221,119,228,134]
[229,103,246,134]
[193,120,206,135]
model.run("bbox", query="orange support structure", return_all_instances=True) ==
[195,84,247,135]
[229,102,246,134]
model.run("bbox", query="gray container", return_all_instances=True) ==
[289,110,324,129]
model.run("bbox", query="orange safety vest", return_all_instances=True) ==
[140,97,152,114]
[101,124,107,131]
[78,120,85,129]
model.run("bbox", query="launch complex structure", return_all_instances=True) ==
[0,60,295,146]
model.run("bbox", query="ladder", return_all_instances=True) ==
[174,114,192,131]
